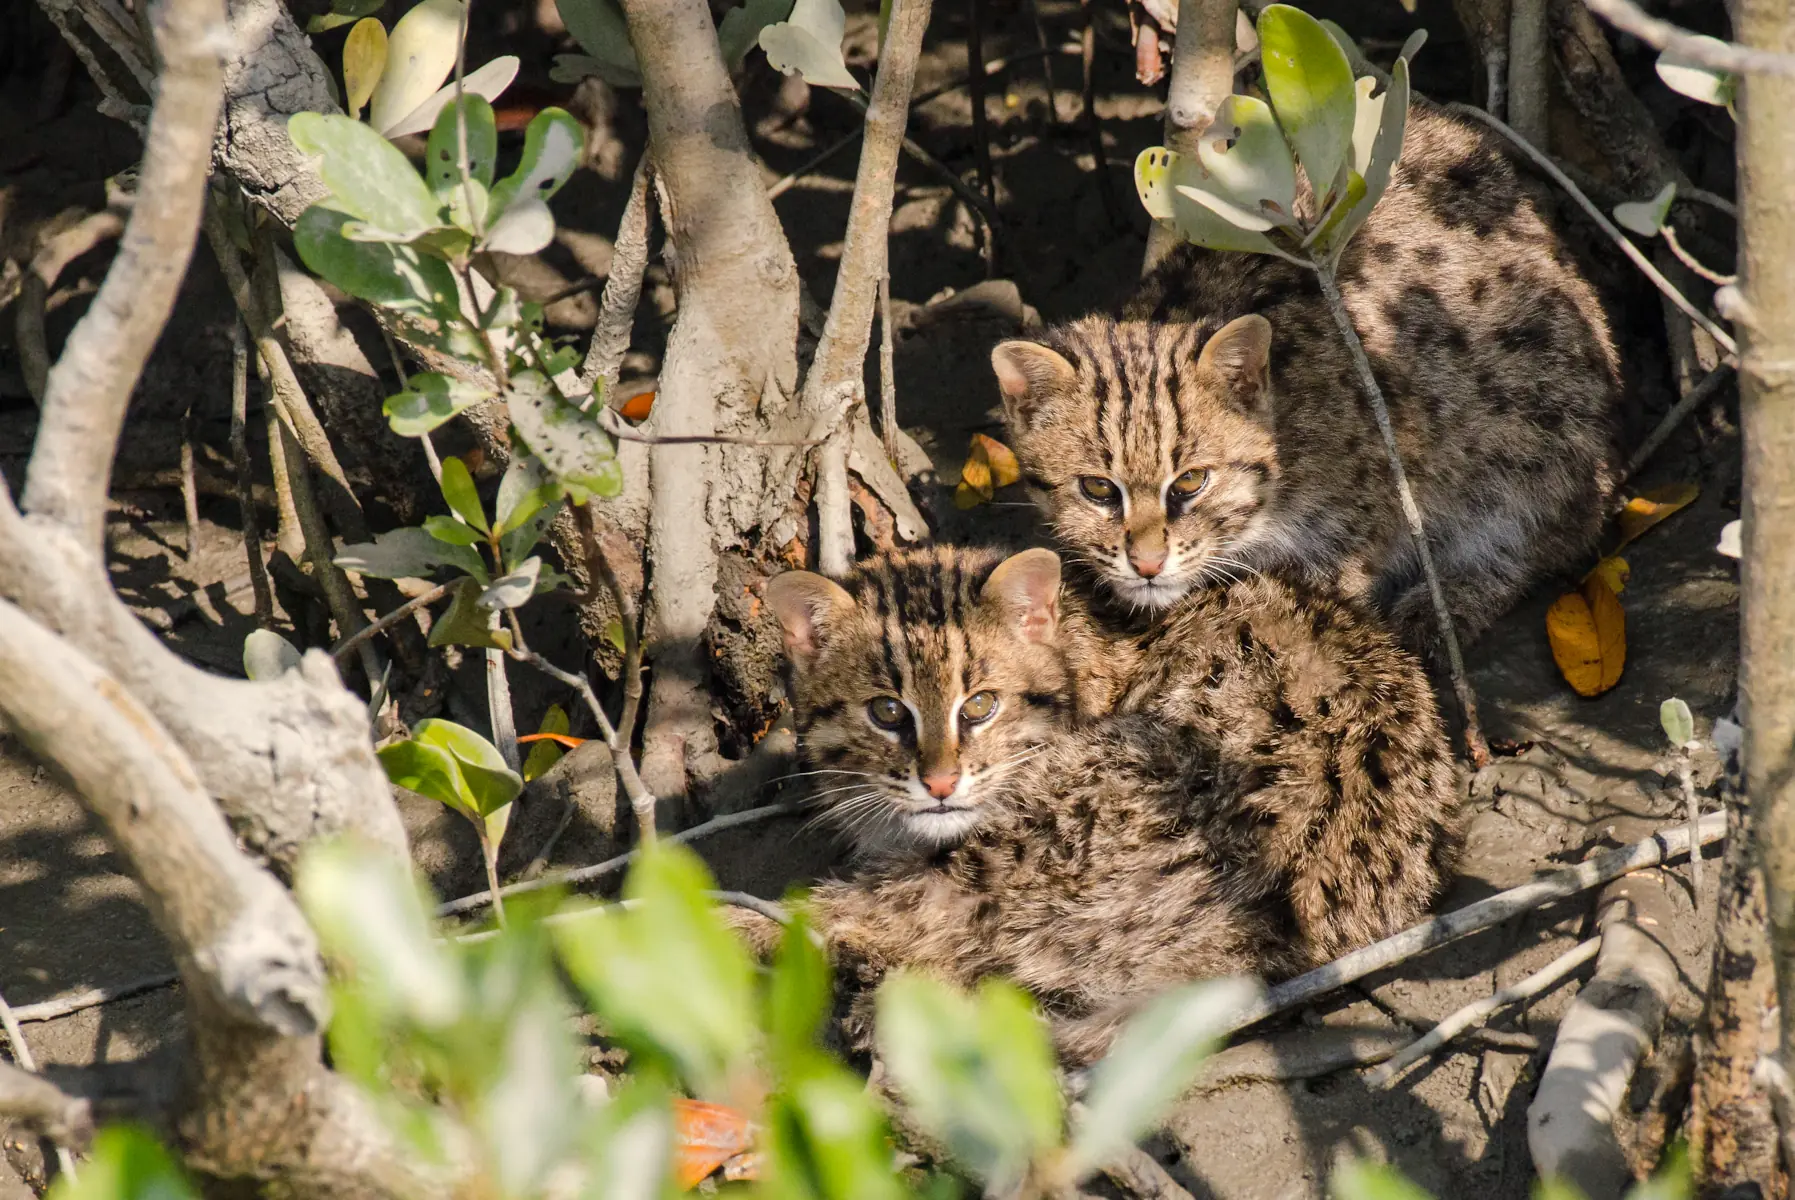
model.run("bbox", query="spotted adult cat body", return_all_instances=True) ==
[763,547,1460,1061]
[993,103,1621,650]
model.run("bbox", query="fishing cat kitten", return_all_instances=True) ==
[992,103,1621,650]
[760,547,1459,1061]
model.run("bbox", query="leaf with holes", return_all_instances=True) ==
[384,372,496,436]
[1138,148,1293,258]
[385,56,520,140]
[343,18,388,120]
[1615,182,1677,238]
[1586,555,1629,596]
[507,371,623,502]
[554,0,640,88]
[495,454,563,538]
[484,198,556,255]
[1192,94,1298,228]
[1257,4,1356,205]
[488,109,586,226]
[760,0,859,91]
[1546,574,1626,698]
[425,94,497,198]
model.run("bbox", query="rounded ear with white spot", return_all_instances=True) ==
[980,548,1062,644]
[765,571,856,665]
[1195,314,1273,420]
[990,341,1076,433]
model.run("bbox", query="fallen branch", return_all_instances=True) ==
[436,801,803,918]
[1447,103,1738,358]
[0,988,84,1175]
[15,204,126,405]
[10,975,179,1025]
[1580,0,1795,77]
[1624,362,1734,481]
[1370,937,1600,1088]
[1213,813,1724,1039]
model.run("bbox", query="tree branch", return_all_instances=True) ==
[22,0,226,552]
[1142,0,1238,274]
[1581,0,1795,76]
[578,153,655,397]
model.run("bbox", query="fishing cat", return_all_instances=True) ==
[759,546,1460,1061]
[992,103,1621,651]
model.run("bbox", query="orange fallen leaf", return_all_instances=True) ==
[671,1098,757,1190]
[971,433,1020,488]
[1585,555,1630,596]
[516,732,587,749]
[955,434,1021,509]
[618,389,656,422]
[1546,574,1627,697]
[1615,482,1698,551]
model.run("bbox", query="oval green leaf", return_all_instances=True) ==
[1614,181,1677,238]
[414,717,522,815]
[295,209,462,318]
[488,109,586,224]
[288,112,443,239]
[438,455,490,533]
[1660,697,1695,749]
[1194,94,1298,227]
[384,371,497,436]
[1257,4,1356,204]
[425,93,498,195]
[554,0,640,88]
[505,371,623,502]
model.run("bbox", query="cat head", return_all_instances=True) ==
[992,314,1279,610]
[765,546,1072,856]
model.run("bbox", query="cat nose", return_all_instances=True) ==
[921,769,961,799]
[1129,547,1167,577]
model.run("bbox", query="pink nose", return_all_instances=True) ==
[1129,549,1166,578]
[922,771,960,799]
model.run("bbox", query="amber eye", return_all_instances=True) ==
[1170,468,1209,498]
[866,696,908,730]
[1078,476,1120,504]
[960,691,999,724]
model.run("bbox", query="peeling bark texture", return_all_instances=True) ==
[1142,0,1238,274]
[1738,5,1795,1196]
[215,0,334,226]
[1451,0,1510,115]
[1690,783,1781,1193]
[1506,0,1548,146]
[619,0,801,805]
[1547,0,1687,196]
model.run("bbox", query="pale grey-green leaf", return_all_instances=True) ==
[484,198,555,255]
[368,0,463,134]
[337,526,466,579]
[1614,182,1677,238]
[288,113,443,239]
[384,372,497,436]
[555,0,640,87]
[1257,4,1356,203]
[1192,93,1298,227]
[243,629,303,681]
[385,55,520,139]
[506,371,623,501]
[1660,697,1696,749]
[760,0,859,90]
[487,109,586,222]
[478,557,542,610]
[1656,41,1736,108]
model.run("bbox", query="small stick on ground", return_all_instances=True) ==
[1624,362,1733,481]
[0,987,80,1180]
[11,976,178,1025]
[1370,936,1600,1088]
[1212,812,1725,1040]
[228,319,274,626]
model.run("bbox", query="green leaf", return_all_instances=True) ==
[766,1061,910,1200]
[1660,697,1696,749]
[549,53,639,88]
[243,628,303,680]
[1615,182,1677,238]
[500,500,560,571]
[1162,151,1299,259]
[439,455,490,533]
[474,989,581,1197]
[875,974,1062,1189]
[288,112,443,240]
[554,0,641,88]
[1330,1160,1436,1200]
[1067,977,1262,1177]
[414,717,524,815]
[422,514,484,545]
[1656,42,1736,109]
[294,207,461,318]
[583,1080,675,1199]
[368,0,463,134]
[338,525,481,580]
[488,109,587,224]
[505,371,624,501]
[310,12,362,32]
[1317,55,1409,265]
[1626,1142,1691,1200]
[48,1126,196,1200]
[719,0,794,68]
[385,56,521,140]
[1135,146,1178,221]
[384,371,497,436]
[555,843,759,1098]
[766,906,831,1067]
[495,454,563,536]
[429,577,512,650]
[1257,4,1357,204]
[1192,94,1298,227]
[425,93,498,196]
[602,619,627,653]
[478,556,542,610]
[379,736,478,817]
[296,838,465,1027]
[760,0,860,91]
[521,703,570,782]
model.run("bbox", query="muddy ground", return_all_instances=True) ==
[0,0,1744,1196]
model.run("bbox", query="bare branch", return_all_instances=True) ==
[1507,0,1549,144]
[15,204,126,404]
[11,976,178,1025]
[332,583,451,664]
[579,154,655,396]
[1142,0,1238,274]
[231,319,276,626]
[23,0,226,551]
[1581,0,1795,77]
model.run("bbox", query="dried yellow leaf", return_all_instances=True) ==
[1546,575,1627,698]
[1615,482,1699,550]
[1586,555,1630,596]
[956,434,1016,509]
[971,433,1021,488]
[343,18,389,120]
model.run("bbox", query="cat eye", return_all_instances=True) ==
[1078,476,1120,504]
[866,695,908,730]
[1170,468,1209,498]
[960,691,999,723]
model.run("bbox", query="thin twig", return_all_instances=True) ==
[1079,0,1123,228]
[436,800,802,917]
[1579,0,1795,77]
[1623,361,1734,480]
[0,987,80,1179]
[965,0,996,209]
[592,406,823,447]
[15,207,126,405]
[180,393,201,561]
[10,976,180,1025]
[769,129,865,200]
[1447,103,1738,358]
[1677,755,1703,893]
[579,153,655,394]
[331,582,451,663]
[1661,224,1737,286]
[228,319,275,626]
[1212,812,1725,1039]
[273,413,381,683]
[1368,936,1601,1087]
[519,792,577,882]
[879,270,899,464]
[1312,263,1489,767]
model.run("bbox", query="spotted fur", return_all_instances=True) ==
[760,547,1461,1063]
[994,103,1622,652]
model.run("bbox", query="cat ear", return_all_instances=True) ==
[991,341,1076,431]
[765,571,856,664]
[1195,314,1273,418]
[980,548,1061,644]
